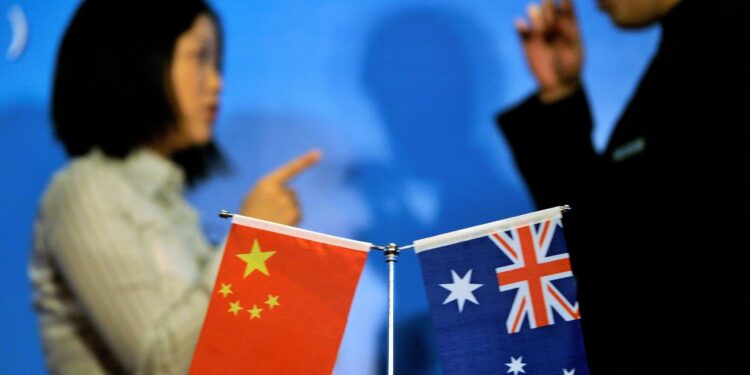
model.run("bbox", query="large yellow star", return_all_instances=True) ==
[247,304,263,319]
[218,283,233,298]
[265,294,281,310]
[236,239,276,278]
[228,300,243,316]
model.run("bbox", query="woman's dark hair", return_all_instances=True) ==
[52,0,224,185]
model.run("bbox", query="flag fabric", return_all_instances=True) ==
[190,214,371,374]
[415,207,589,375]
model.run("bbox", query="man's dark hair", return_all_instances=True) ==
[52,0,225,185]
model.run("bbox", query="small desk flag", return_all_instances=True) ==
[415,207,589,374]
[190,214,371,374]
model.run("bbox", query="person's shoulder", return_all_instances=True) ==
[41,150,130,213]
[709,0,749,56]
[723,0,748,28]
[680,0,744,24]
[724,0,747,12]
[703,0,747,29]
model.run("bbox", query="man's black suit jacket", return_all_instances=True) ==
[497,0,749,372]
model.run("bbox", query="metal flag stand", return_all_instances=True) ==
[220,210,406,374]
[381,243,400,375]
[219,206,572,375]
[371,242,414,375]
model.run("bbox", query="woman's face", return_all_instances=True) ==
[168,14,222,152]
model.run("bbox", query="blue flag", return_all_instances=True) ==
[415,207,589,375]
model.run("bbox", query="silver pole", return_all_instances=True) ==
[384,243,400,375]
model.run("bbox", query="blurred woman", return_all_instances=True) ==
[29,0,319,373]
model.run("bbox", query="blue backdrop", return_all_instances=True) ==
[0,0,658,373]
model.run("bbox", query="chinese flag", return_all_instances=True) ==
[190,215,370,374]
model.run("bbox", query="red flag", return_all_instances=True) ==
[190,215,370,374]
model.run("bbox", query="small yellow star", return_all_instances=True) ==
[247,304,263,319]
[236,239,276,278]
[218,283,233,298]
[228,301,243,316]
[265,294,281,310]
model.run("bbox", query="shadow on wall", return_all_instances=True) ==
[353,6,526,375]
[203,111,372,241]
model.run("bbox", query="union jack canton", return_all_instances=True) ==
[492,218,581,334]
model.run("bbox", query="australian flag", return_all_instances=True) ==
[415,207,589,375]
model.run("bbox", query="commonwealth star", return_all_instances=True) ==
[440,269,483,312]
[505,356,526,375]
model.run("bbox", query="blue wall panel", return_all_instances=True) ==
[0,1,657,373]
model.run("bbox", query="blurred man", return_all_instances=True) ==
[497,0,748,372]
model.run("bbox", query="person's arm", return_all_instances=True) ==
[497,88,600,208]
[497,0,601,208]
[43,169,217,375]
[239,149,321,225]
